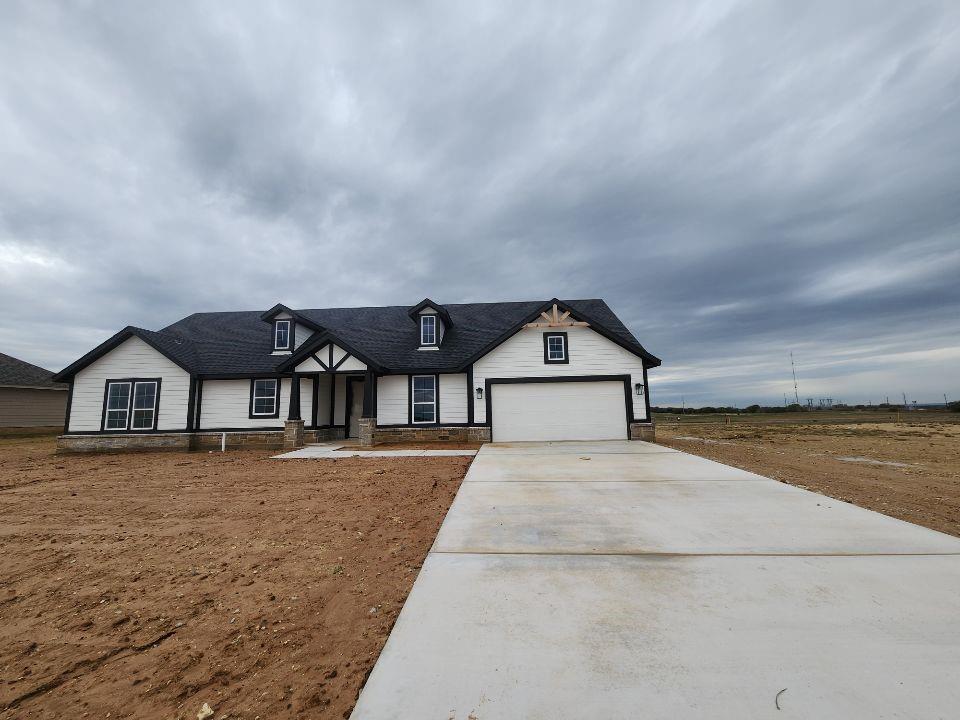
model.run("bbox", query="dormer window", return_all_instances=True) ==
[420,315,437,346]
[274,320,292,351]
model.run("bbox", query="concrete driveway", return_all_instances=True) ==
[351,441,960,719]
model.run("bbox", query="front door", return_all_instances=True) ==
[348,378,365,437]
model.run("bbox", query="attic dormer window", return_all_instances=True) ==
[274,320,292,351]
[420,315,437,346]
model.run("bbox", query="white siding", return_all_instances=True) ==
[337,356,367,372]
[68,336,191,432]
[377,375,408,424]
[295,356,324,372]
[199,378,290,429]
[472,326,647,423]
[294,323,313,349]
[333,374,347,425]
[316,375,332,425]
[439,373,468,423]
[299,377,312,426]
[331,344,348,366]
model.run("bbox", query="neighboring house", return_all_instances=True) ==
[52,298,660,452]
[0,352,68,429]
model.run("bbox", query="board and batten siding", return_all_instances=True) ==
[0,387,68,427]
[439,374,468,423]
[376,375,408,424]
[198,378,290,429]
[375,373,468,425]
[67,336,191,432]
[472,326,647,424]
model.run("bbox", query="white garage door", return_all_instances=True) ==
[490,380,628,442]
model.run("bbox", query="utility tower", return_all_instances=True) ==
[790,352,800,405]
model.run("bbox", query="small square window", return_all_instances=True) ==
[543,332,568,364]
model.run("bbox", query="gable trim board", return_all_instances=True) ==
[54,297,659,445]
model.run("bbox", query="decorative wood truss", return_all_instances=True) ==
[524,303,590,329]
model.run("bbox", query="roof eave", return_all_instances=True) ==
[52,327,194,382]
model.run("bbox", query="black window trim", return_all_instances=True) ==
[420,314,438,347]
[249,377,281,419]
[543,331,569,364]
[273,319,293,351]
[410,374,438,424]
[100,377,162,432]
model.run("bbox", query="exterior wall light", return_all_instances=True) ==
[476,387,483,399]
[635,383,645,396]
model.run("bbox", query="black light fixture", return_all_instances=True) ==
[635,383,645,396]
[476,387,483,399]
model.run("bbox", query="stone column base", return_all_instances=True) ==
[629,421,656,442]
[283,419,305,449]
[358,417,376,447]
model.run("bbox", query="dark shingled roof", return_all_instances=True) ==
[55,299,659,380]
[0,352,66,389]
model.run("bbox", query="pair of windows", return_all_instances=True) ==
[250,378,279,418]
[103,379,160,431]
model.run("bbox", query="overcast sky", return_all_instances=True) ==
[2,1,958,407]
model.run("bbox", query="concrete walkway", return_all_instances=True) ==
[273,442,477,458]
[351,441,960,719]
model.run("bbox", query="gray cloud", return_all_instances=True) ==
[2,0,958,406]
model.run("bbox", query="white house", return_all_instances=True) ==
[53,298,660,451]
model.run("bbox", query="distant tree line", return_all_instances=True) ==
[652,402,955,415]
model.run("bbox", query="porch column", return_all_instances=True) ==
[359,370,377,447]
[288,373,301,420]
[361,370,376,418]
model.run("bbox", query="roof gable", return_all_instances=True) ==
[0,352,65,389]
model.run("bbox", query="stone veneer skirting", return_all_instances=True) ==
[371,425,492,444]
[57,421,648,452]
[57,426,348,453]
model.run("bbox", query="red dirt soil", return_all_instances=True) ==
[658,421,960,538]
[0,436,470,719]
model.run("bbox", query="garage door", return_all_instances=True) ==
[490,380,628,442]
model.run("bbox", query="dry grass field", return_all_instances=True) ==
[656,413,960,537]
[0,435,470,719]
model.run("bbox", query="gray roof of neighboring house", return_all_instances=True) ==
[0,352,66,389]
[53,298,660,381]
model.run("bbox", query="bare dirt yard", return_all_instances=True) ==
[0,435,471,719]
[657,419,960,538]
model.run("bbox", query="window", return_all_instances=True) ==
[274,320,292,351]
[105,382,131,429]
[412,375,436,423]
[544,332,568,364]
[131,382,158,429]
[420,315,436,346]
[102,379,159,431]
[250,379,279,417]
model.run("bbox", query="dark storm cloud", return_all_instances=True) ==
[1,1,958,405]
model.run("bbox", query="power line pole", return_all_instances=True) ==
[790,352,800,405]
